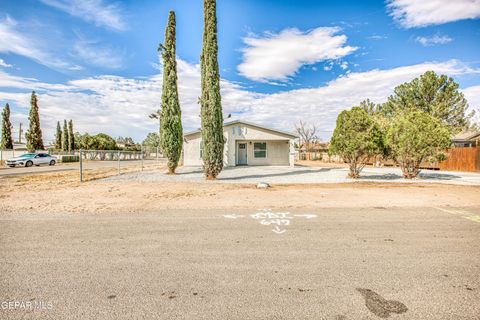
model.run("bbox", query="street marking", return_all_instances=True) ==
[223,209,317,234]
[294,214,317,219]
[464,215,480,223]
[434,207,480,224]
[223,214,245,219]
[434,207,470,215]
[272,226,286,234]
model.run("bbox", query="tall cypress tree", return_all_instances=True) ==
[62,119,68,151]
[68,119,75,152]
[1,103,13,149]
[200,0,224,180]
[159,11,183,174]
[26,91,44,151]
[55,121,62,150]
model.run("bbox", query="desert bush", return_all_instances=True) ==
[386,110,451,179]
[329,107,384,178]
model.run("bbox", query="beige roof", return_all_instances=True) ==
[453,131,480,142]
[184,120,299,139]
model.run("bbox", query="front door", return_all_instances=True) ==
[237,143,248,165]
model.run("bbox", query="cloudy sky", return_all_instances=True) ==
[1,0,480,143]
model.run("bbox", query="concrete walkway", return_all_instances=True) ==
[104,165,480,186]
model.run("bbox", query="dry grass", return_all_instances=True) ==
[0,163,164,193]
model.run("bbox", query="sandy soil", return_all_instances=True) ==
[1,166,479,214]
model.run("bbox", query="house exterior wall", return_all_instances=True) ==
[234,140,290,166]
[183,123,295,167]
[183,132,203,166]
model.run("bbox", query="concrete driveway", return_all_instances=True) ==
[105,165,480,186]
[1,206,479,319]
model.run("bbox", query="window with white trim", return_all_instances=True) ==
[254,142,267,158]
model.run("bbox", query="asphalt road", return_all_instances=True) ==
[1,207,479,319]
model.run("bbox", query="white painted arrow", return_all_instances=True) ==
[223,214,245,219]
[293,214,317,219]
[272,226,286,234]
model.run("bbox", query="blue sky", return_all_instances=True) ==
[1,0,480,143]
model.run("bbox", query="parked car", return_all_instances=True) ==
[6,153,57,168]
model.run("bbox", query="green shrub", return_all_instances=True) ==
[386,110,451,179]
[329,107,384,178]
[61,155,79,163]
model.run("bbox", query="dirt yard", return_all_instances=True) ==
[1,166,479,214]
[2,166,480,320]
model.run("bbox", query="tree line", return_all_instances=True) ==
[1,90,161,153]
[1,91,45,152]
[329,71,475,179]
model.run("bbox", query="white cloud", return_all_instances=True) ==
[1,59,479,143]
[0,16,123,71]
[0,58,12,68]
[368,35,388,40]
[0,15,74,70]
[463,85,480,124]
[387,0,480,28]
[73,38,124,69]
[340,61,349,70]
[463,85,480,108]
[246,60,478,139]
[415,34,453,46]
[0,70,73,91]
[40,0,126,31]
[238,27,357,82]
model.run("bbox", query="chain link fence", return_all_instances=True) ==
[0,147,166,181]
[78,147,166,182]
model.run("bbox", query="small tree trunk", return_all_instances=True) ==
[206,174,216,180]
[348,160,360,179]
[401,159,421,179]
[167,166,176,175]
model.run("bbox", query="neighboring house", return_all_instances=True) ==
[13,143,28,151]
[183,120,298,167]
[453,131,480,147]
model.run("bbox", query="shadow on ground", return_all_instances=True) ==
[218,168,333,181]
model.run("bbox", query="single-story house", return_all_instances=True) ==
[183,120,298,167]
[453,131,480,147]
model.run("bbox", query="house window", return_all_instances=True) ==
[254,142,267,158]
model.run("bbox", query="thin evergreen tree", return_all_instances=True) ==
[26,91,44,151]
[68,119,75,152]
[62,119,68,151]
[1,103,13,149]
[55,121,62,150]
[159,11,183,174]
[200,0,224,180]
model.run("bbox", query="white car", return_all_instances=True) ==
[6,153,57,168]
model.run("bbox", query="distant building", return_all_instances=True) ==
[12,143,28,151]
[453,131,480,147]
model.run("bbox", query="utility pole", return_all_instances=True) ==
[18,123,23,144]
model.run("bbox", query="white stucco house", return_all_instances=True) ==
[183,120,298,167]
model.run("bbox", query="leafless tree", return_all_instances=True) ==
[295,121,319,152]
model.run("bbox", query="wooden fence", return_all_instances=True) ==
[439,147,480,172]
[299,147,480,172]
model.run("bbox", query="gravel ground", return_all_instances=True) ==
[102,165,480,186]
